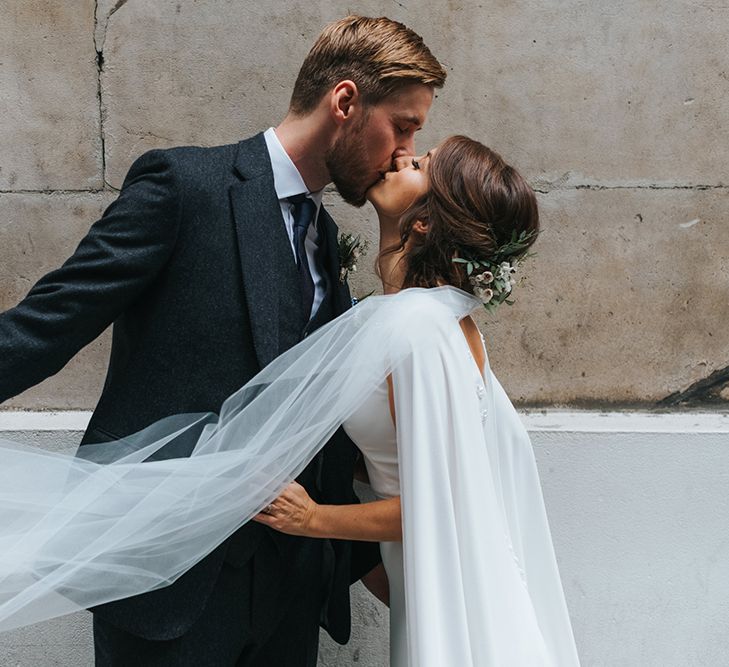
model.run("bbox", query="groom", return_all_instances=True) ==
[0,15,445,667]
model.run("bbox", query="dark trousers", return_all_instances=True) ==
[93,536,324,667]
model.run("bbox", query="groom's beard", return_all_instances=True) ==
[325,123,375,208]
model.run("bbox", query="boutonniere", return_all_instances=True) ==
[337,232,369,285]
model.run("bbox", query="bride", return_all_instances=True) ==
[0,136,580,666]
[254,135,581,666]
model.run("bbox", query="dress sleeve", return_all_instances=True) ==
[390,305,572,666]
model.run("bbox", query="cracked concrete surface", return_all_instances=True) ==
[94,0,129,53]
[1,1,728,408]
[93,1,109,189]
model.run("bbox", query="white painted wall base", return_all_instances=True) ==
[2,411,728,667]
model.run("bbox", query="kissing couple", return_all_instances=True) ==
[0,15,580,667]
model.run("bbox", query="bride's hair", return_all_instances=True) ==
[380,135,540,293]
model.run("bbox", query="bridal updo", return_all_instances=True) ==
[383,135,539,294]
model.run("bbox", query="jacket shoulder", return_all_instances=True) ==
[122,141,246,197]
[153,142,239,178]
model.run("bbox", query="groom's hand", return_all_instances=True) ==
[252,481,318,537]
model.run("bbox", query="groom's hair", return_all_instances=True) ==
[289,16,446,115]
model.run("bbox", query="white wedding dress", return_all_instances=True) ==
[343,325,579,666]
[343,376,409,664]
[0,286,579,666]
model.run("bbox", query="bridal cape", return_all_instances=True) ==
[0,286,579,666]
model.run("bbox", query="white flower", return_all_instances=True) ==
[498,261,516,278]
[471,270,494,285]
[474,286,494,304]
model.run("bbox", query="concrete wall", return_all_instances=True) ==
[3,411,729,666]
[1,1,727,408]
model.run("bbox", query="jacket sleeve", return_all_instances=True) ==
[0,149,182,403]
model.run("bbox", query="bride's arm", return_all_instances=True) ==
[255,357,402,542]
[252,483,402,542]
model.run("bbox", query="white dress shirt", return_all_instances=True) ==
[263,127,325,319]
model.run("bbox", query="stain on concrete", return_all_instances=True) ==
[659,365,729,406]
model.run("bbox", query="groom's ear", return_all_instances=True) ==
[330,80,361,126]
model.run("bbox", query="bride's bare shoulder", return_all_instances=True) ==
[459,316,486,374]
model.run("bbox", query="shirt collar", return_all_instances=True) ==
[263,127,323,209]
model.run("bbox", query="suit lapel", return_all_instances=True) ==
[317,206,352,316]
[230,133,304,369]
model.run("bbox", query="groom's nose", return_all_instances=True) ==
[392,136,416,161]
[392,155,414,171]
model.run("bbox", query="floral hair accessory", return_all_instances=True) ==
[452,230,537,313]
[338,232,369,285]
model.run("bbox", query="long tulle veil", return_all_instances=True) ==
[0,286,579,667]
[0,286,476,631]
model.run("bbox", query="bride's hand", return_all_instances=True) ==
[252,481,318,537]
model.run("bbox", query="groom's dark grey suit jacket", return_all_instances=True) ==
[0,132,378,642]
